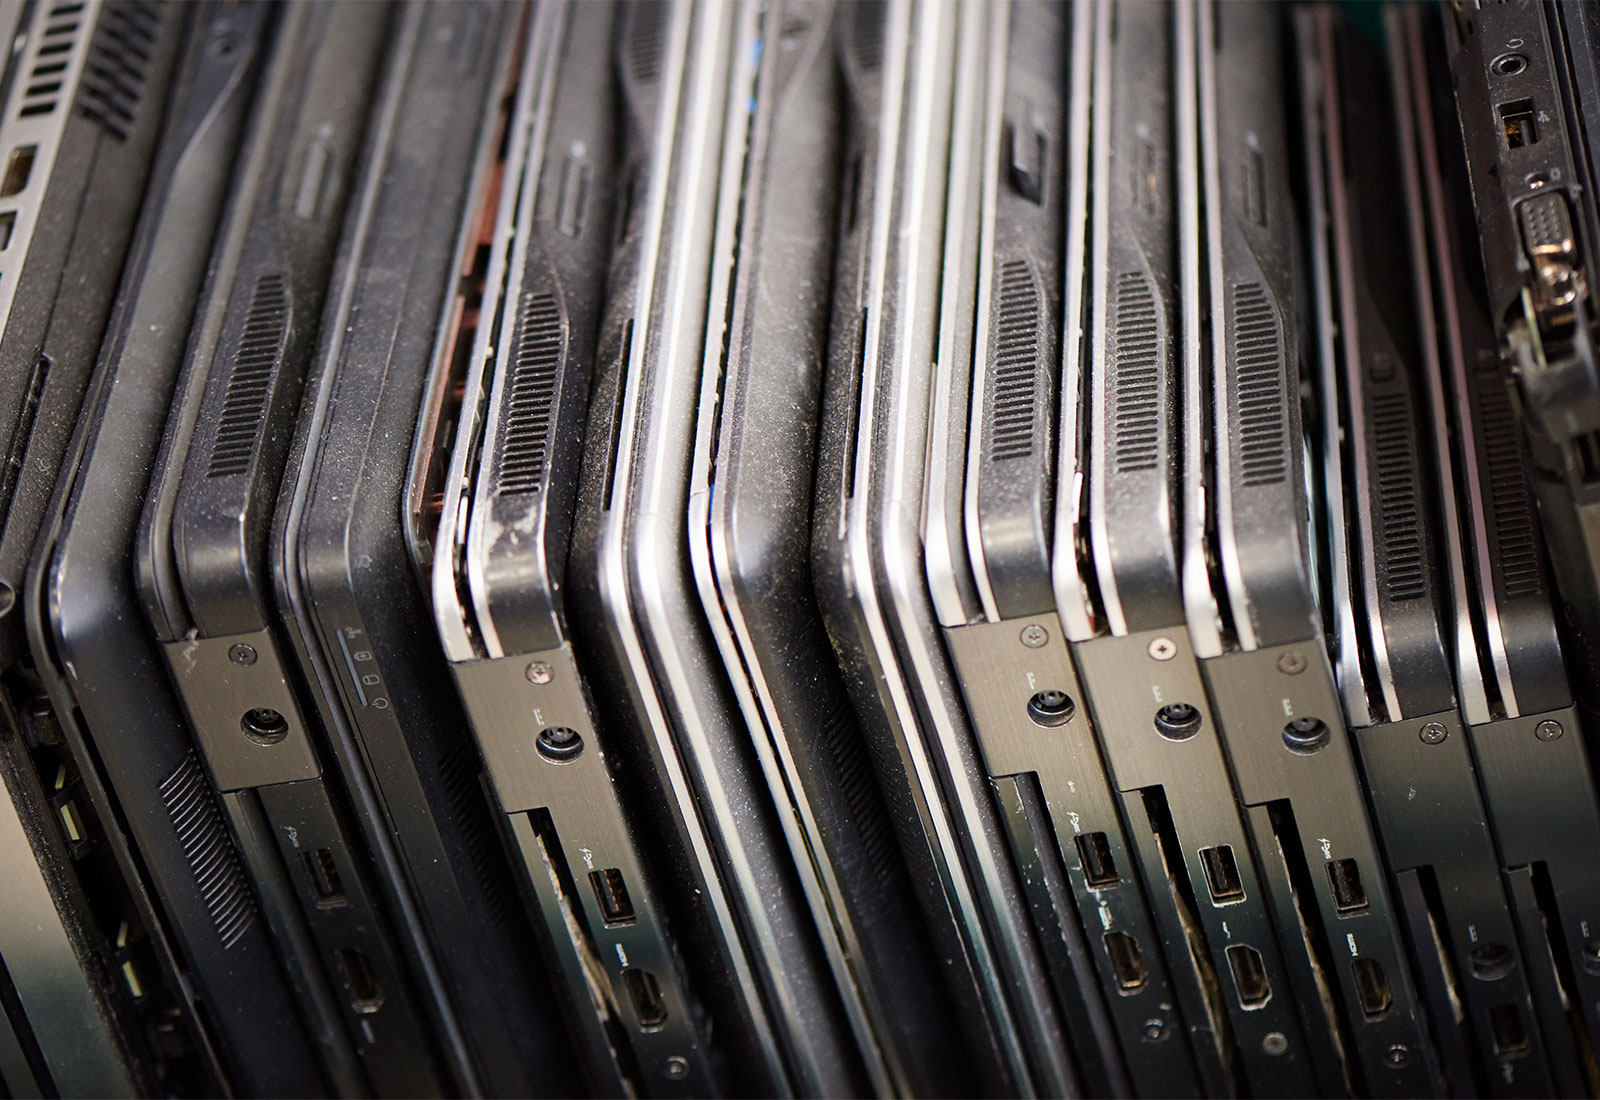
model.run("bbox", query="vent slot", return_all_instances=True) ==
[1110,270,1162,473]
[989,259,1042,462]
[1368,391,1427,601]
[820,687,900,890]
[625,2,668,85]
[78,1,163,139]
[207,275,289,480]
[436,737,516,930]
[849,2,885,74]
[1231,281,1288,486]
[494,292,563,496]
[159,751,256,949]
[18,2,88,120]
[1474,366,1544,599]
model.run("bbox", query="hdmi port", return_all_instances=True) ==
[335,949,383,1014]
[1226,943,1272,1009]
[1103,931,1149,992]
[1351,956,1392,1019]
[623,967,667,1030]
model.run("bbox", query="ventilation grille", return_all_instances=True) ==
[819,688,901,892]
[849,2,885,74]
[1368,391,1426,602]
[625,2,668,85]
[78,1,162,139]
[207,275,288,479]
[435,737,515,930]
[1475,367,1544,599]
[494,293,563,496]
[1231,282,1288,486]
[990,259,1042,462]
[17,2,90,120]
[160,751,256,949]
[1111,271,1161,474]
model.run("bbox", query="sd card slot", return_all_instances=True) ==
[1137,788,1237,1089]
[523,811,638,1067]
[992,774,1130,1099]
[1527,865,1599,1070]
[1258,802,1358,1064]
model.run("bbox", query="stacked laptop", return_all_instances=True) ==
[1,0,1598,1096]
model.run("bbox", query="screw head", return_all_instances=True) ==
[1148,637,1177,661]
[1020,624,1049,649]
[1536,719,1563,742]
[526,661,553,685]
[228,644,258,666]
[1419,722,1448,745]
[1386,1044,1410,1068]
[1277,652,1307,675]
[1142,1018,1167,1042]
[1262,1032,1288,1056]
[664,1056,689,1080]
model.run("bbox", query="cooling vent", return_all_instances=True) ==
[160,751,256,949]
[78,1,162,139]
[1368,391,1426,602]
[625,2,668,85]
[1230,282,1288,486]
[495,293,563,496]
[1475,367,1544,599]
[849,2,885,74]
[819,688,900,890]
[435,739,514,929]
[1111,271,1162,474]
[207,275,289,480]
[17,2,90,121]
[990,259,1042,462]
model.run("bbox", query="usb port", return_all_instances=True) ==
[301,848,348,909]
[1500,100,1539,149]
[335,949,383,1014]
[1226,944,1272,1009]
[1103,931,1148,992]
[1075,832,1120,888]
[623,968,667,1030]
[1351,957,1392,1019]
[1490,1003,1530,1056]
[589,868,636,926]
[1201,845,1245,904]
[1326,858,1368,914]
